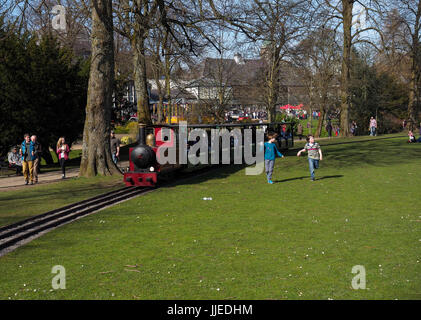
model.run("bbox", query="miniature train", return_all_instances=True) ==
[123,122,294,187]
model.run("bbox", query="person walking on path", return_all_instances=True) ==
[31,135,42,183]
[297,135,323,181]
[110,130,120,164]
[264,133,284,184]
[56,137,70,179]
[20,133,36,185]
[369,117,377,136]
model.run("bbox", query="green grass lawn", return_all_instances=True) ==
[0,134,420,300]
[0,175,123,227]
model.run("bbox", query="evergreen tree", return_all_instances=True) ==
[0,22,88,161]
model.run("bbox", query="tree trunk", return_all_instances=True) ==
[340,0,353,137]
[165,49,172,124]
[133,30,151,125]
[43,145,55,165]
[408,54,419,131]
[79,0,119,177]
[265,43,281,123]
[316,105,326,138]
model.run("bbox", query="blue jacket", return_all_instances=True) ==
[21,140,36,161]
[264,142,283,160]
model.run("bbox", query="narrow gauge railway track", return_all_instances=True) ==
[0,186,153,257]
[0,164,228,257]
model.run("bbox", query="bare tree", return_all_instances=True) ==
[114,0,219,125]
[295,28,341,137]
[4,0,91,55]
[381,1,421,130]
[320,0,384,136]
[206,0,315,122]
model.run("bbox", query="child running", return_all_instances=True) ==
[297,135,323,181]
[264,133,284,184]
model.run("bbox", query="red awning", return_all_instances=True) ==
[279,104,303,110]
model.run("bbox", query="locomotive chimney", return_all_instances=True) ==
[138,124,146,145]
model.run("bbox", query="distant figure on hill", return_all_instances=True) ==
[297,123,303,140]
[352,121,358,136]
[408,131,417,143]
[369,117,377,136]
[326,120,332,138]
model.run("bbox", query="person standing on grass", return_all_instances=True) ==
[297,134,323,181]
[264,133,284,184]
[353,121,358,136]
[110,130,120,164]
[297,123,303,140]
[31,135,42,183]
[56,137,70,179]
[369,116,377,136]
[20,133,36,185]
[326,120,333,138]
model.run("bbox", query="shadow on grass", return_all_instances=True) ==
[161,164,247,189]
[0,183,119,203]
[284,136,421,170]
[273,175,343,183]
[273,176,308,183]
[316,175,344,180]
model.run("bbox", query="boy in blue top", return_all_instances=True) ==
[264,133,284,184]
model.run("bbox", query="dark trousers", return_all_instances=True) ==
[59,158,66,176]
[10,163,22,174]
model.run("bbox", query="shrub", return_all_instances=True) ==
[120,136,133,145]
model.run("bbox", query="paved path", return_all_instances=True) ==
[0,161,129,192]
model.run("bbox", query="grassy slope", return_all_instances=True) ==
[0,135,420,300]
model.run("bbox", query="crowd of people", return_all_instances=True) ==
[6,134,69,185]
[4,130,121,186]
